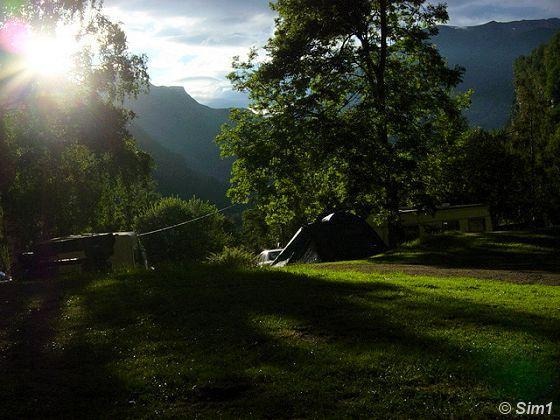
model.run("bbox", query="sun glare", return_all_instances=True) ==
[23,35,74,76]
[0,20,93,104]
[20,26,81,78]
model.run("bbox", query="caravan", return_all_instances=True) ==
[17,232,147,279]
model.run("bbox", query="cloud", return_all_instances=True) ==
[104,0,559,108]
[103,0,273,107]
[107,0,271,19]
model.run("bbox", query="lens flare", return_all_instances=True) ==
[0,21,84,107]
[0,19,30,54]
[1,20,81,79]
[22,22,84,79]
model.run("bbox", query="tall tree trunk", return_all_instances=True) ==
[386,177,400,247]
[377,0,400,247]
[0,113,15,273]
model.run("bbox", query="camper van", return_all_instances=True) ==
[16,232,147,279]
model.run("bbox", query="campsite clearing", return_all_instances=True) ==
[0,232,559,418]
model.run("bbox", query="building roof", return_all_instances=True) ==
[399,204,487,215]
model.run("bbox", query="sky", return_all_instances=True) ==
[104,0,560,108]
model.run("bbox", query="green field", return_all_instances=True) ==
[0,233,559,417]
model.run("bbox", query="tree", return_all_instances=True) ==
[510,32,560,225]
[218,0,465,246]
[135,197,230,264]
[430,128,528,226]
[240,207,292,252]
[0,1,154,259]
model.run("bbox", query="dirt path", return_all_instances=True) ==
[317,262,560,285]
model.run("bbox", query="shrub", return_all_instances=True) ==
[207,246,256,269]
[135,197,230,264]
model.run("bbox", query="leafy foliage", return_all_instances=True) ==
[0,0,97,25]
[207,246,256,269]
[240,207,290,252]
[510,31,560,224]
[429,128,528,225]
[135,197,230,264]
[420,31,560,228]
[2,96,155,246]
[218,0,466,246]
[0,206,8,271]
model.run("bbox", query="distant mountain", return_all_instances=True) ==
[127,85,232,181]
[434,18,560,129]
[129,123,229,206]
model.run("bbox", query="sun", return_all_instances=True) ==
[0,20,94,103]
[21,27,80,78]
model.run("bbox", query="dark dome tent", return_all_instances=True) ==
[273,212,385,266]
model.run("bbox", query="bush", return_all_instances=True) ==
[135,197,230,264]
[207,246,256,269]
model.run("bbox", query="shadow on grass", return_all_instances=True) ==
[0,278,128,418]
[1,266,558,417]
[370,230,560,273]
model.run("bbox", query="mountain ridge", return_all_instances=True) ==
[129,122,229,206]
[127,84,232,181]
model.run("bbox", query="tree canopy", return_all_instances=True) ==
[218,0,466,245]
[135,197,231,264]
[510,32,560,225]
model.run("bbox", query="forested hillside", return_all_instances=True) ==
[127,85,232,181]
[434,18,560,128]
[129,125,228,205]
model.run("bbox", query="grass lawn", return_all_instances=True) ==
[0,244,559,417]
[372,229,560,272]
